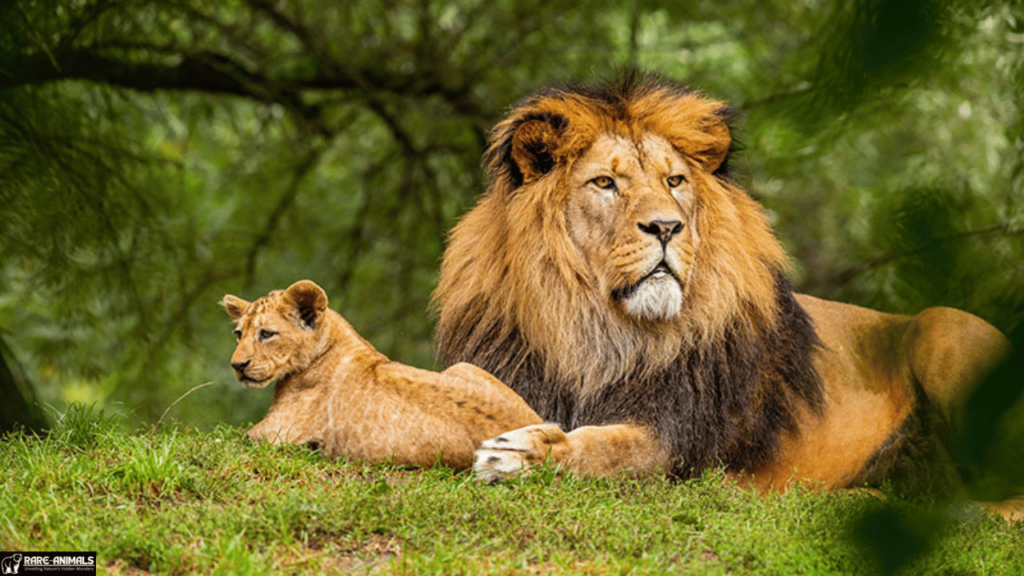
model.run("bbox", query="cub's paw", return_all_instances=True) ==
[473,424,568,484]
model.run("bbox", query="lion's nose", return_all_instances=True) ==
[231,359,251,373]
[638,219,684,246]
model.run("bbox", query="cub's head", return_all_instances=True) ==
[435,72,788,384]
[221,280,329,388]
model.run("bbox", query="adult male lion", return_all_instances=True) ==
[433,73,1013,501]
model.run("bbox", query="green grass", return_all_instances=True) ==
[2,407,1022,575]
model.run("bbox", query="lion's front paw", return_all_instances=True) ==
[473,424,568,484]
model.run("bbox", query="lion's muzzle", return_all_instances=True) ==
[613,260,684,322]
[231,358,272,388]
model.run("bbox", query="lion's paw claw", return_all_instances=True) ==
[473,424,566,483]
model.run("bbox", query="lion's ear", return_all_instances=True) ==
[691,110,732,173]
[282,280,329,330]
[508,114,567,186]
[221,295,250,322]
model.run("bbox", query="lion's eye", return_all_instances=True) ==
[258,329,277,341]
[233,329,242,341]
[667,174,686,188]
[590,176,616,190]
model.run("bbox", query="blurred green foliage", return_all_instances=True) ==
[0,0,1022,432]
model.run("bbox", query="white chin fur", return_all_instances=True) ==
[622,276,683,321]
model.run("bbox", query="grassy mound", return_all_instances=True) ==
[1,406,1021,575]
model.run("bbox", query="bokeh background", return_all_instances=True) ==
[1,0,1022,430]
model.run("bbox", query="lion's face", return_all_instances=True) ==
[435,74,788,388]
[221,281,328,388]
[565,132,699,322]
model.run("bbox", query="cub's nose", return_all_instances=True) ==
[231,359,251,373]
[638,219,684,246]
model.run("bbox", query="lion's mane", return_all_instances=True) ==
[433,73,823,476]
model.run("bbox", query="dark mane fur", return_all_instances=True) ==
[440,271,823,477]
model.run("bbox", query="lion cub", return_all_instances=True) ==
[220,280,543,469]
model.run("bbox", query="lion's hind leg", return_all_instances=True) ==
[473,423,670,483]
[907,307,1012,427]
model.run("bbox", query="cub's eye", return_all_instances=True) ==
[233,329,242,341]
[590,176,616,190]
[258,329,277,341]
[666,174,686,188]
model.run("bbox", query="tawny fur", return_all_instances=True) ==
[431,73,1017,518]
[221,280,543,469]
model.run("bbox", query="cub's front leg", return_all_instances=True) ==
[473,423,671,483]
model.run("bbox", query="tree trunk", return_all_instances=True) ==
[0,336,48,433]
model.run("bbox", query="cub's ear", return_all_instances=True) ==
[220,295,250,322]
[282,280,328,330]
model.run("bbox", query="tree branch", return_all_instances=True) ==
[244,146,323,290]
[2,49,273,97]
[1,46,488,129]
[740,83,815,111]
